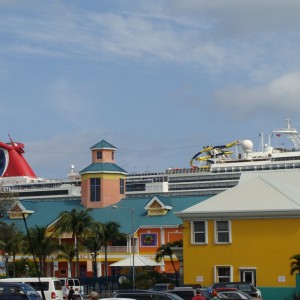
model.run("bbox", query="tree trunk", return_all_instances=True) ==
[75,235,79,278]
[170,256,179,286]
[104,246,108,278]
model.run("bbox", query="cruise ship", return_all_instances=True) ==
[126,119,300,197]
[0,136,81,199]
[1,119,300,199]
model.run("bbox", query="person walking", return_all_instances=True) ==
[192,288,205,300]
[68,287,75,300]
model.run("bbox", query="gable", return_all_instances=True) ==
[8,201,33,220]
[145,196,173,216]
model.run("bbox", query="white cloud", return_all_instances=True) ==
[213,72,300,116]
[168,0,300,35]
[0,0,298,79]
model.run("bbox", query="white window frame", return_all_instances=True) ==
[239,267,257,286]
[191,220,208,244]
[214,265,233,283]
[214,220,232,244]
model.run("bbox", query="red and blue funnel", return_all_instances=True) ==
[0,136,37,178]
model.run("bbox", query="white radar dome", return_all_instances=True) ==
[240,140,253,153]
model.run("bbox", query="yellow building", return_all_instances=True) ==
[176,170,300,300]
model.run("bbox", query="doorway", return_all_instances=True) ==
[240,268,256,285]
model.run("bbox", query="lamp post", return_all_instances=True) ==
[113,205,135,289]
[4,253,9,277]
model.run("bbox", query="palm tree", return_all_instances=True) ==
[57,244,76,277]
[0,222,25,277]
[290,254,300,275]
[82,222,105,278]
[24,225,57,275]
[155,242,180,286]
[99,221,125,279]
[55,208,94,277]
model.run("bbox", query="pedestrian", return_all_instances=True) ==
[68,287,75,300]
[88,291,99,300]
[210,289,219,299]
[192,288,205,300]
[65,286,69,300]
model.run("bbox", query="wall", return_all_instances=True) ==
[182,218,300,299]
[81,173,126,208]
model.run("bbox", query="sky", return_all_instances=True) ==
[1,0,300,179]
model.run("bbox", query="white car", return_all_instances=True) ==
[219,291,262,299]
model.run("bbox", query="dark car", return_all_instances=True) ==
[152,284,175,292]
[168,287,196,300]
[210,283,260,298]
[0,282,42,300]
[113,289,184,300]
[168,287,210,300]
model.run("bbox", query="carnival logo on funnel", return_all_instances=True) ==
[0,135,37,178]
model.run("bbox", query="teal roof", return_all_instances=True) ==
[5,198,83,232]
[3,195,211,234]
[91,196,211,234]
[79,163,127,175]
[90,140,116,150]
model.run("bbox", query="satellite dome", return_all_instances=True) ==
[240,140,253,153]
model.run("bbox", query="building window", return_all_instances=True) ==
[214,266,233,282]
[97,151,102,159]
[192,221,207,244]
[112,152,114,160]
[215,220,231,243]
[120,178,125,194]
[90,178,101,202]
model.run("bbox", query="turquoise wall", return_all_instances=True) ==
[258,287,295,300]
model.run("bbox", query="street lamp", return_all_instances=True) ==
[4,253,9,277]
[112,205,135,289]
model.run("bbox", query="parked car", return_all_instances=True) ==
[102,299,136,300]
[0,277,63,300]
[152,284,175,292]
[210,282,261,298]
[168,287,196,300]
[168,287,210,300]
[215,288,238,293]
[113,289,184,300]
[0,282,42,300]
[218,291,262,300]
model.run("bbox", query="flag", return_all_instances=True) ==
[276,133,281,137]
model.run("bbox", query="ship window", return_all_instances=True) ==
[90,178,101,202]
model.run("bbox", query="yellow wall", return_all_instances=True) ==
[183,218,300,287]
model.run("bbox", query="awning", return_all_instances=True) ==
[110,254,159,267]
